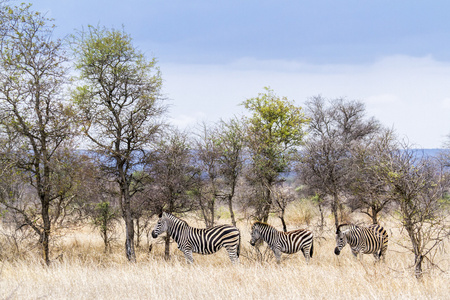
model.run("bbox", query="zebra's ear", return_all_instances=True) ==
[338,225,351,234]
[158,211,163,218]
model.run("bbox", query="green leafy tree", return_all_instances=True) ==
[92,201,120,253]
[71,26,166,262]
[242,87,308,221]
[0,3,77,265]
[215,117,245,227]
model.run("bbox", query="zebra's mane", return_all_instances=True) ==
[163,212,189,226]
[253,221,277,232]
[336,224,357,234]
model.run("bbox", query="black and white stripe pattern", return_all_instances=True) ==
[151,212,241,263]
[334,224,388,261]
[249,222,314,264]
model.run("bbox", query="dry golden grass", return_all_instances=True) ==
[1,210,449,299]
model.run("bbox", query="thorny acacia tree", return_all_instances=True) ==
[243,87,308,222]
[272,184,297,232]
[195,122,222,228]
[195,118,245,228]
[215,117,245,227]
[381,146,450,279]
[0,3,77,265]
[145,128,200,260]
[71,26,166,262]
[298,96,379,229]
[347,128,396,224]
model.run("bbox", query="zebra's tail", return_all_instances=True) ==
[310,239,314,258]
[378,235,384,258]
[237,230,241,258]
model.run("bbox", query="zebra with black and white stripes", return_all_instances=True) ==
[151,212,241,264]
[334,224,388,261]
[249,222,314,264]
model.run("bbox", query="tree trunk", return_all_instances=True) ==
[101,220,108,253]
[318,201,325,232]
[415,254,423,279]
[209,198,215,228]
[135,217,141,248]
[123,192,136,262]
[164,234,171,260]
[262,205,271,223]
[199,198,213,228]
[40,158,52,266]
[404,214,423,279]
[371,207,378,225]
[261,186,272,223]
[124,217,135,262]
[332,193,339,230]
[228,195,236,227]
[279,209,287,232]
[41,199,51,266]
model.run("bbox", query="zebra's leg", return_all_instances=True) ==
[380,242,387,262]
[373,252,380,262]
[351,249,359,259]
[225,246,239,264]
[302,245,311,263]
[183,250,194,264]
[381,251,386,262]
[274,249,282,264]
[379,250,386,262]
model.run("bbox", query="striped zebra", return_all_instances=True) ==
[249,222,314,264]
[151,212,241,264]
[334,224,388,261]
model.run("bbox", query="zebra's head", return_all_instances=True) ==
[249,222,262,246]
[334,224,351,255]
[152,212,169,238]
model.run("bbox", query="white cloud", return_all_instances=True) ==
[168,112,206,129]
[365,94,399,105]
[161,55,450,148]
[442,98,450,109]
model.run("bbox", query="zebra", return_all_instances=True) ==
[249,221,314,264]
[151,212,241,264]
[334,224,388,261]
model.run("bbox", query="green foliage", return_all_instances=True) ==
[0,2,78,264]
[92,201,119,239]
[438,193,450,209]
[215,205,231,220]
[243,87,309,178]
[241,87,309,221]
[70,25,164,149]
[242,87,308,149]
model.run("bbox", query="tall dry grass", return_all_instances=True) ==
[1,207,449,299]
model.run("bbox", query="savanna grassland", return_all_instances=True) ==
[1,204,449,300]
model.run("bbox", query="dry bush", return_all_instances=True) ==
[0,224,39,262]
[1,211,449,299]
[284,199,316,227]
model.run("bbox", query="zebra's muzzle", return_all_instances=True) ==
[151,231,158,238]
[334,247,341,255]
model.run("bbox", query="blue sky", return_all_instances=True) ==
[25,0,450,148]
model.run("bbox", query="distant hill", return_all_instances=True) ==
[413,149,445,157]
